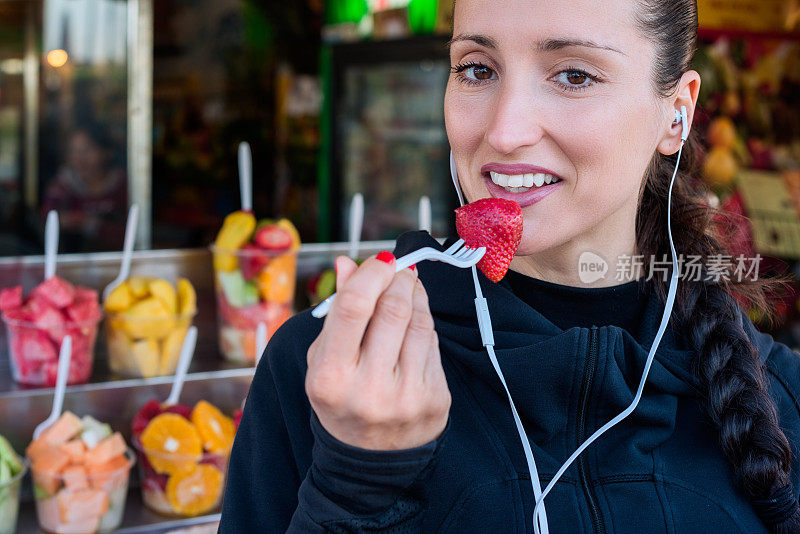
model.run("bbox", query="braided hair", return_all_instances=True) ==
[634,1,800,530]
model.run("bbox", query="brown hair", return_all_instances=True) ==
[634,1,800,530]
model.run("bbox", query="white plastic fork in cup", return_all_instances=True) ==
[311,240,485,319]
[102,204,139,302]
[32,336,72,440]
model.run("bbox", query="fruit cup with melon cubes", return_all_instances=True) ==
[26,412,135,534]
[104,277,197,378]
[0,278,101,387]
[211,214,298,364]
[132,399,236,517]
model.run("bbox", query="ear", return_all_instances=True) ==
[657,70,701,156]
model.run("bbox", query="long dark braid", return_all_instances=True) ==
[634,1,800,531]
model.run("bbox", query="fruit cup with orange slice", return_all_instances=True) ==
[131,399,236,517]
[210,215,299,363]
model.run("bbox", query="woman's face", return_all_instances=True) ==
[68,132,105,177]
[444,0,677,263]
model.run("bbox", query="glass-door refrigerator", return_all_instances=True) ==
[320,34,457,242]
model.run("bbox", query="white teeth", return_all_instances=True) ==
[523,173,534,187]
[508,174,524,187]
[488,171,561,190]
[490,171,507,187]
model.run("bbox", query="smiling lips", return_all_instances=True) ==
[480,163,565,207]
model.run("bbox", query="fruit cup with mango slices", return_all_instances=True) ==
[103,277,198,378]
[210,214,299,364]
[132,399,236,517]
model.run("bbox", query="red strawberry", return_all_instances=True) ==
[240,243,271,280]
[233,408,243,429]
[455,198,523,282]
[253,225,292,252]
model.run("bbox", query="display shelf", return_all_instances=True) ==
[17,486,220,534]
[0,310,247,400]
[0,240,403,533]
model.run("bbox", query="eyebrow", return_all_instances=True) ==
[446,34,627,56]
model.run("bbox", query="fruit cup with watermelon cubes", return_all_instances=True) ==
[132,400,235,517]
[1,277,101,387]
[210,215,299,364]
[104,277,197,378]
[0,434,27,534]
[26,412,135,533]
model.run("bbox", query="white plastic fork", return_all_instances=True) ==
[311,239,485,319]
[33,336,72,440]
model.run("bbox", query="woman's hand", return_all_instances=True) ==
[305,252,451,451]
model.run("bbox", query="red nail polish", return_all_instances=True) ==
[376,251,395,264]
[408,264,416,272]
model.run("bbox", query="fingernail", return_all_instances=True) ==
[376,251,395,264]
[408,264,416,272]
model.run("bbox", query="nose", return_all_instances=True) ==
[484,81,545,155]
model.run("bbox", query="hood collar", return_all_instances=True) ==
[394,231,777,393]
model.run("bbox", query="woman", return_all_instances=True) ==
[42,126,127,251]
[220,0,800,532]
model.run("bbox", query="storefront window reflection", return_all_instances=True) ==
[0,0,129,255]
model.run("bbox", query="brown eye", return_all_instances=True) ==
[473,66,493,80]
[565,71,588,85]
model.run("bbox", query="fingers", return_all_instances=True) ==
[318,253,397,365]
[360,267,418,374]
[335,256,358,289]
[397,279,436,380]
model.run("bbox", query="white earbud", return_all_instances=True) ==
[674,105,689,142]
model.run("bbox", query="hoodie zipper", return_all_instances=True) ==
[578,326,604,534]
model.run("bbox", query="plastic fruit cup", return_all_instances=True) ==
[0,459,27,534]
[2,315,100,387]
[133,439,229,518]
[210,245,295,364]
[105,311,197,378]
[31,449,135,534]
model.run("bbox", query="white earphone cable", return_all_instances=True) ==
[531,139,684,533]
[472,267,550,534]
[451,152,550,533]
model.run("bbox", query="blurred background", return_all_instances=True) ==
[0,1,799,328]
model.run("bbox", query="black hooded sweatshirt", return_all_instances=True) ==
[219,231,800,533]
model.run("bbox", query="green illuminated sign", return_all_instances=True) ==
[325,0,439,34]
